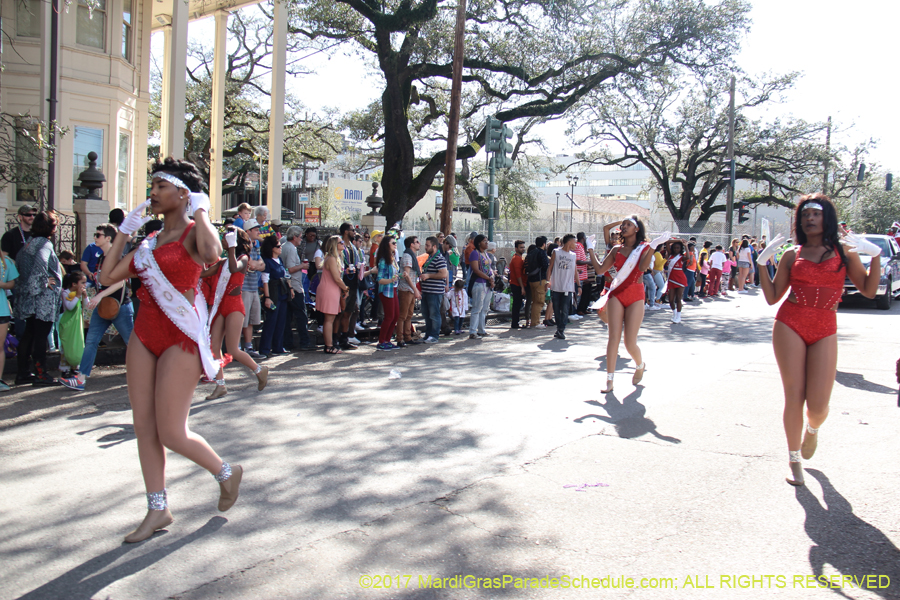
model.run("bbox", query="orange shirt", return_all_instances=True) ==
[508,254,526,288]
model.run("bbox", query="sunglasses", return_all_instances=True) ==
[93,232,105,238]
[339,241,345,245]
[23,213,37,218]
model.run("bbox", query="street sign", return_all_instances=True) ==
[299,194,309,205]
[304,207,320,224]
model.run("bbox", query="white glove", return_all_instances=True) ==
[647,231,671,249]
[120,199,152,236]
[845,233,881,257]
[190,192,210,215]
[757,234,786,266]
[587,235,597,251]
[224,230,237,249]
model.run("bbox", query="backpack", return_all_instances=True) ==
[525,249,541,278]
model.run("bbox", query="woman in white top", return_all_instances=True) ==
[737,239,753,292]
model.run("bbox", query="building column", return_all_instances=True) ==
[266,1,287,220]
[159,0,189,159]
[209,10,229,220]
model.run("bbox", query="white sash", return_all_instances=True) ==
[133,234,219,379]
[660,255,682,295]
[207,260,231,328]
[589,243,649,311]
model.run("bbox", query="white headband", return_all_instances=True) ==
[153,172,190,191]
[625,217,638,227]
[802,202,823,211]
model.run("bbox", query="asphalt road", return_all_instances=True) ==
[2,288,898,600]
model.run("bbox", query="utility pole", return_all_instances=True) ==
[725,75,736,236]
[440,0,467,236]
[822,115,831,195]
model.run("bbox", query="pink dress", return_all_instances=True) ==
[315,259,342,315]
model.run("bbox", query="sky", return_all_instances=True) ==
[177,0,899,169]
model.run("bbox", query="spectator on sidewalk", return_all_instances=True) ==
[396,236,422,347]
[526,236,549,328]
[546,234,578,340]
[317,236,349,354]
[447,278,468,334]
[240,219,266,359]
[574,232,591,317]
[467,234,493,339]
[259,235,292,357]
[375,235,400,351]
[337,223,363,350]
[281,226,315,351]
[60,224,136,392]
[0,248,19,391]
[508,240,527,329]
[14,210,62,386]
[707,245,727,296]
[57,272,87,380]
[420,236,448,343]
[233,203,252,230]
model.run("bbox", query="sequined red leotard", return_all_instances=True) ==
[666,256,687,288]
[609,245,650,308]
[208,259,247,324]
[130,223,202,357]
[774,247,846,346]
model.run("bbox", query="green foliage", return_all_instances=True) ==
[0,113,67,193]
[850,166,900,234]
[288,0,752,225]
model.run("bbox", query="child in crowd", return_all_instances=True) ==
[446,279,468,334]
[720,257,733,296]
[58,272,87,379]
[58,251,82,276]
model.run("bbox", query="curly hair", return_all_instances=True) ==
[794,193,847,271]
[227,225,251,258]
[150,157,206,193]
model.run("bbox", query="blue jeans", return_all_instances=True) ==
[421,292,442,340]
[683,270,696,300]
[80,302,135,377]
[469,283,491,335]
[643,273,656,305]
[454,316,463,331]
[550,290,571,333]
[284,291,311,349]
[652,271,665,301]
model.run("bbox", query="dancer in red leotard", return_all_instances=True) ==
[99,158,243,542]
[203,226,268,400]
[587,216,670,393]
[758,194,881,487]
[664,240,688,323]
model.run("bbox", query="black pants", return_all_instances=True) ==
[284,292,312,349]
[577,280,595,314]
[18,316,54,379]
[510,284,524,327]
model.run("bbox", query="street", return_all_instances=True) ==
[2,289,899,600]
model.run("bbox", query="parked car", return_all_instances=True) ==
[841,234,900,309]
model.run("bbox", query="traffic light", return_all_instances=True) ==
[887,173,893,191]
[720,159,735,188]
[495,124,514,169]
[857,163,866,181]
[737,201,750,224]
[486,116,503,152]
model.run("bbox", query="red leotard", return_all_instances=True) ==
[666,256,688,288]
[774,248,845,346]
[208,260,247,325]
[609,245,650,308]
[130,223,202,357]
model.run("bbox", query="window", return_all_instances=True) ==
[318,171,323,181]
[122,0,132,60]
[15,117,41,204]
[76,0,106,49]
[117,132,130,209]
[16,0,40,37]
[73,126,104,197]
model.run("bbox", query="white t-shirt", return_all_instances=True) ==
[709,251,727,270]
[738,247,752,263]
[549,248,577,293]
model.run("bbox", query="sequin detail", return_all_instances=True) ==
[153,172,190,190]
[609,250,647,308]
[789,451,802,463]
[147,489,167,510]
[807,424,819,434]
[774,249,846,346]
[215,462,232,482]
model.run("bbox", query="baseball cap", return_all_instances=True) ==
[244,218,260,230]
[371,230,384,238]
[18,204,35,215]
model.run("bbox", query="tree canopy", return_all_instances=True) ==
[287,0,752,224]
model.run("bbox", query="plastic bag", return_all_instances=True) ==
[492,292,510,312]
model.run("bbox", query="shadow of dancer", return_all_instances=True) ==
[574,389,681,444]
[796,469,900,599]
[16,517,227,600]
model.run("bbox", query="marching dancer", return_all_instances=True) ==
[99,158,243,542]
[664,240,688,323]
[587,216,669,393]
[203,226,269,400]
[758,194,881,486]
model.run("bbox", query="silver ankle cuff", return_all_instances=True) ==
[214,462,232,482]
[147,489,167,510]
[789,450,802,463]
[806,424,819,434]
